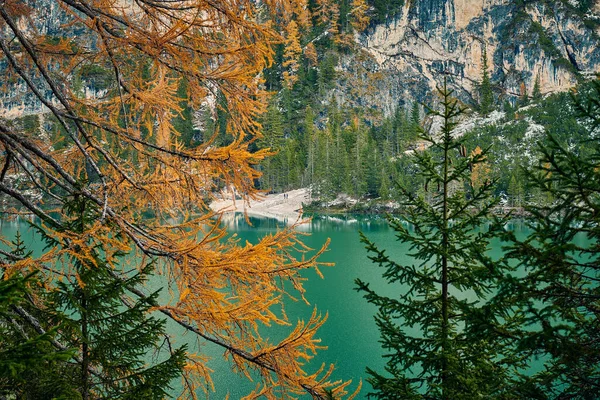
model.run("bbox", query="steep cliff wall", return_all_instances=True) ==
[3,0,600,121]
[0,0,99,119]
[335,0,600,115]
[2,0,152,121]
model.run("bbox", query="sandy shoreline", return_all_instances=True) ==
[209,188,310,224]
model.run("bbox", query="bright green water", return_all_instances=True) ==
[0,215,531,398]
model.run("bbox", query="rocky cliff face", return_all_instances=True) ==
[334,0,600,116]
[0,0,97,119]
[3,0,600,121]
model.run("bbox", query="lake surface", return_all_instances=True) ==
[211,214,530,398]
[0,215,530,398]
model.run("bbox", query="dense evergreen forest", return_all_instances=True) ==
[250,72,596,213]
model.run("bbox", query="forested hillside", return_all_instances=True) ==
[192,0,600,208]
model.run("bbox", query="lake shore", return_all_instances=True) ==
[210,188,527,222]
[209,188,310,224]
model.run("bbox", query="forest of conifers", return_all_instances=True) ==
[0,0,599,399]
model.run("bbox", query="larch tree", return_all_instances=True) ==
[314,0,340,35]
[0,0,357,398]
[356,82,517,398]
[304,42,319,68]
[470,145,491,191]
[282,20,303,88]
[518,81,530,108]
[350,0,370,33]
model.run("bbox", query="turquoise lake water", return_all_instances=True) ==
[0,215,532,398]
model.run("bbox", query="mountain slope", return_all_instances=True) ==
[333,0,600,114]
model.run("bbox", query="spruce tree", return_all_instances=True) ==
[393,106,407,155]
[356,81,515,398]
[352,117,369,198]
[0,273,73,397]
[304,105,317,190]
[312,128,333,199]
[364,136,381,197]
[410,101,421,132]
[37,192,186,399]
[331,120,348,195]
[478,47,494,116]
[379,140,394,200]
[258,100,285,191]
[502,80,600,397]
[0,233,78,398]
[532,74,542,102]
[503,99,515,119]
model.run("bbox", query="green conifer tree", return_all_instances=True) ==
[0,233,78,398]
[304,105,317,190]
[478,47,494,116]
[364,137,381,197]
[379,140,393,200]
[356,81,515,398]
[351,118,369,198]
[507,171,525,208]
[410,101,420,131]
[312,128,334,200]
[502,80,600,397]
[330,123,348,195]
[532,74,542,102]
[258,100,285,191]
[393,106,409,154]
[503,99,516,119]
[37,192,186,399]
